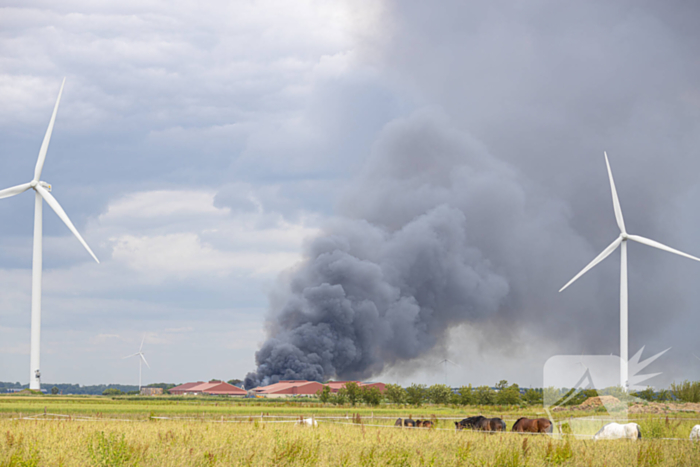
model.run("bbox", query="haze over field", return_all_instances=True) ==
[2,1,700,388]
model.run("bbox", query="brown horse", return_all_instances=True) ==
[394,418,417,427]
[512,417,553,434]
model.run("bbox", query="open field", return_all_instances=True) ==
[2,396,700,466]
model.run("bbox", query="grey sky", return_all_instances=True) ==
[1,0,699,388]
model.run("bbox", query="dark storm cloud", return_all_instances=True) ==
[248,1,700,386]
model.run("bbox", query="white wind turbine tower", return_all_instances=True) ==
[124,337,150,390]
[0,79,99,390]
[560,152,700,390]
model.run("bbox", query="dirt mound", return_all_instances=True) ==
[629,402,700,414]
[578,395,620,409]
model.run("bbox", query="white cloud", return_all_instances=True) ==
[89,333,121,345]
[99,188,320,281]
[111,232,302,279]
[102,190,229,220]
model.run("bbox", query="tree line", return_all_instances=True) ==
[314,380,540,407]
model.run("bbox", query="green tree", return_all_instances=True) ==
[361,386,382,406]
[496,380,509,390]
[473,386,495,405]
[332,391,347,405]
[405,383,427,406]
[633,387,656,402]
[51,386,59,395]
[317,385,332,403]
[457,385,473,405]
[227,379,242,386]
[496,384,521,405]
[426,384,452,405]
[338,382,362,406]
[523,388,542,405]
[102,388,123,396]
[384,384,406,404]
[670,380,700,403]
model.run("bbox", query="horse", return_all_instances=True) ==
[416,420,434,428]
[593,422,641,440]
[394,418,417,427]
[455,416,485,430]
[511,417,553,434]
[296,417,317,427]
[690,425,700,441]
[455,415,505,432]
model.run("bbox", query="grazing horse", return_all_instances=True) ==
[512,417,553,434]
[455,416,485,430]
[690,425,700,441]
[394,418,417,427]
[593,422,641,440]
[455,415,505,432]
[297,417,317,427]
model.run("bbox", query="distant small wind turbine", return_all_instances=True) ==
[693,353,700,363]
[560,152,700,390]
[438,359,459,386]
[0,79,99,390]
[124,337,150,390]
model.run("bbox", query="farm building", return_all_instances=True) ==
[170,381,246,396]
[252,380,386,398]
[252,380,324,398]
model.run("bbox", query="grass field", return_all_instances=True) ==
[2,396,699,466]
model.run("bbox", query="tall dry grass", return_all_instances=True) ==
[1,418,700,466]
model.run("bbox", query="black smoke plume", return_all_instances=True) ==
[245,113,599,388]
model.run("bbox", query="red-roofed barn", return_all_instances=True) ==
[170,381,246,396]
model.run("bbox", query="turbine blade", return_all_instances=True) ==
[34,78,66,182]
[140,353,150,369]
[35,185,99,263]
[0,182,32,200]
[559,236,622,292]
[693,353,700,362]
[627,235,700,262]
[140,336,145,352]
[123,353,140,359]
[604,152,626,233]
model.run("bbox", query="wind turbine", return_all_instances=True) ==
[0,79,99,390]
[438,358,459,386]
[123,337,150,390]
[559,152,700,390]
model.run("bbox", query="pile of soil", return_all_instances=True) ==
[629,402,700,414]
[578,395,620,409]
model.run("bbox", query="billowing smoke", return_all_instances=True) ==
[246,1,700,387]
[245,112,599,388]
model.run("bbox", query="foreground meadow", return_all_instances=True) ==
[2,417,700,467]
[2,396,700,466]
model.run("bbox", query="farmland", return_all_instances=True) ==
[2,396,700,466]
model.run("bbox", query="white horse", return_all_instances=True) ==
[691,425,700,441]
[593,422,641,441]
[297,417,318,427]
